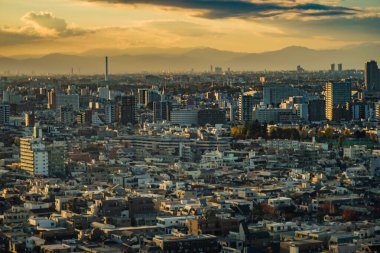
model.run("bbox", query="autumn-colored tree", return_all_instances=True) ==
[260,202,275,215]
[317,128,324,138]
[231,127,241,137]
[324,126,334,138]
[342,209,357,222]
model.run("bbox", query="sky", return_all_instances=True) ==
[0,0,379,56]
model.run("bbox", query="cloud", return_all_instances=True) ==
[267,16,380,41]
[21,11,89,36]
[0,11,91,46]
[87,0,357,19]
[146,21,221,37]
[0,28,44,46]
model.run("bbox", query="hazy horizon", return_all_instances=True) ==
[1,0,380,57]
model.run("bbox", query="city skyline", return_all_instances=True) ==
[1,0,380,57]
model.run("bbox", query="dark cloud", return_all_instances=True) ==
[268,16,380,41]
[88,0,357,19]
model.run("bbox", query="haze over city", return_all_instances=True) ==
[1,0,380,73]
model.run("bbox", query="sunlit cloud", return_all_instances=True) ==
[0,11,91,46]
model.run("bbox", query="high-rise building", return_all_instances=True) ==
[146,90,161,109]
[0,103,10,125]
[325,81,351,121]
[104,100,117,124]
[308,99,326,121]
[338,63,343,72]
[138,88,149,106]
[47,143,65,177]
[153,101,171,122]
[120,95,136,125]
[331,64,336,72]
[239,95,253,123]
[20,130,48,176]
[98,86,110,100]
[365,60,380,91]
[48,90,56,109]
[60,106,75,125]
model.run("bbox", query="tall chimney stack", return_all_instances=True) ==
[105,56,109,82]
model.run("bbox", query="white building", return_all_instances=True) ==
[98,86,110,100]
[20,137,49,176]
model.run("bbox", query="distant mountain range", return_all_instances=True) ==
[1,43,379,74]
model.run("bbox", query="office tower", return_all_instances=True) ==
[338,63,343,72]
[365,60,380,91]
[98,86,110,100]
[0,103,10,125]
[153,101,171,122]
[138,88,149,106]
[239,95,254,123]
[60,106,75,125]
[20,129,48,176]
[331,64,335,72]
[25,111,35,127]
[120,95,136,125]
[263,85,304,105]
[308,99,326,121]
[325,81,351,121]
[197,109,226,126]
[47,143,65,177]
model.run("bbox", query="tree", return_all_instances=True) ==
[324,126,334,139]
[342,209,357,222]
